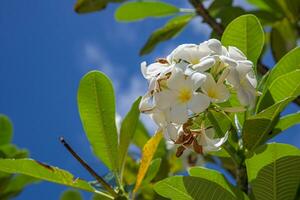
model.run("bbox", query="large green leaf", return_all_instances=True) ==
[132,121,150,149]
[78,71,119,172]
[0,159,113,199]
[154,167,247,200]
[221,14,264,66]
[141,158,161,186]
[246,143,300,200]
[257,70,300,111]
[60,190,83,200]
[140,14,194,55]
[119,97,141,178]
[0,115,13,146]
[74,0,125,13]
[243,97,293,151]
[115,1,179,22]
[268,112,300,140]
[270,19,297,62]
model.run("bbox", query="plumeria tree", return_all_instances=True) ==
[0,0,300,200]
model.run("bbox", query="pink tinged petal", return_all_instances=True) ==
[193,57,216,72]
[208,39,222,55]
[191,72,207,90]
[169,103,189,124]
[228,46,246,61]
[154,89,177,109]
[188,93,210,113]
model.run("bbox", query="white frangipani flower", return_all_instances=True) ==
[139,39,259,156]
[201,73,230,103]
[155,68,210,124]
[226,47,258,108]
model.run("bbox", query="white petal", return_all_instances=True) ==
[167,68,192,91]
[191,72,207,90]
[229,46,246,61]
[154,89,177,109]
[201,73,217,95]
[246,70,257,88]
[213,84,230,103]
[208,39,222,55]
[219,55,238,67]
[237,88,251,106]
[188,93,210,113]
[226,67,240,88]
[193,57,216,72]
[150,109,167,128]
[200,131,228,153]
[139,93,154,113]
[236,61,253,77]
[141,61,148,79]
[168,103,189,124]
[166,123,179,141]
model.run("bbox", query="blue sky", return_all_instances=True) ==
[0,0,299,199]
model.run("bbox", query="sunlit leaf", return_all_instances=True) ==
[0,158,112,199]
[133,131,163,194]
[78,71,119,172]
[119,97,141,179]
[140,14,194,55]
[60,190,83,200]
[74,0,125,14]
[115,1,179,22]
[268,112,300,140]
[142,158,161,186]
[221,14,264,66]
[0,114,13,146]
[243,97,294,151]
[246,143,300,200]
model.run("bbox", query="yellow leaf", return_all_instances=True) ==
[133,131,163,194]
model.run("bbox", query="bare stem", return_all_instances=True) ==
[59,137,118,198]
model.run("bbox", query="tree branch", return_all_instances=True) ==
[188,0,300,106]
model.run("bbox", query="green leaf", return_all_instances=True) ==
[115,1,179,22]
[119,97,141,178]
[243,97,294,151]
[74,0,125,14]
[60,190,83,200]
[154,170,247,200]
[189,167,246,199]
[0,158,112,199]
[132,121,150,149]
[0,115,13,146]
[257,70,300,111]
[78,71,119,172]
[221,14,264,66]
[268,112,300,139]
[271,19,297,62]
[140,14,194,55]
[0,144,28,159]
[246,143,300,200]
[207,110,232,138]
[142,158,161,186]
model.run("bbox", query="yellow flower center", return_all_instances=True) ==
[207,88,218,99]
[178,88,192,103]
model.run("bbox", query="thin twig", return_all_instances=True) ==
[59,137,118,198]
[188,0,300,106]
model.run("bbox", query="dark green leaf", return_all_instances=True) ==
[271,19,297,62]
[221,14,264,66]
[0,115,13,146]
[119,97,141,178]
[115,1,179,22]
[74,0,125,14]
[60,190,83,200]
[246,143,300,200]
[268,112,300,139]
[243,97,293,151]
[140,14,194,55]
[78,71,119,172]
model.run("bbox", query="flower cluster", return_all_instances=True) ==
[139,39,259,156]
